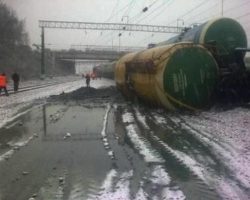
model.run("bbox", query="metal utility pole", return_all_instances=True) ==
[177,19,184,29]
[41,27,45,80]
[121,16,129,24]
[118,33,122,52]
[221,0,224,16]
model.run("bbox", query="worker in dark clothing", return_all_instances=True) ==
[0,73,9,96]
[12,71,20,92]
[85,74,90,88]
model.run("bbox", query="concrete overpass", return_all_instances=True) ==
[54,50,126,60]
[53,45,146,61]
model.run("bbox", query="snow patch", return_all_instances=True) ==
[153,136,207,182]
[89,170,132,200]
[126,124,164,163]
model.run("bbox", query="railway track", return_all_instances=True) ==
[0,78,82,96]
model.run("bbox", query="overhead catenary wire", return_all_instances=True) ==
[104,0,136,23]
[132,0,175,46]
[123,0,136,17]
[125,0,161,23]
[188,1,250,25]
[235,12,250,20]
[96,0,250,49]
[93,0,141,45]
[223,1,250,15]
[184,1,221,25]
[126,0,173,45]
[133,0,173,25]
[99,0,162,46]
[186,1,250,26]
[107,0,120,23]
[147,0,175,24]
[167,0,211,26]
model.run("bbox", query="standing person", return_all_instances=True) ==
[12,71,20,92]
[85,73,90,88]
[0,73,9,96]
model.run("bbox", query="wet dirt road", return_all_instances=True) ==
[0,87,250,200]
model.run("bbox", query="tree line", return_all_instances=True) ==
[0,2,75,80]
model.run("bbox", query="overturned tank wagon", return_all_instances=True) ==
[157,17,250,104]
[157,17,248,69]
[115,43,219,111]
[94,61,116,79]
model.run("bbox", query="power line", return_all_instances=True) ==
[147,0,175,24]
[104,0,136,23]
[133,0,173,24]
[128,0,161,22]
[184,1,220,25]
[236,12,250,20]
[178,0,250,26]
[100,0,162,46]
[108,0,120,23]
[148,0,160,8]
[224,1,250,14]
[167,0,211,26]
[123,0,136,16]
[94,0,120,46]
[132,0,175,46]
[94,0,139,45]
[190,13,220,25]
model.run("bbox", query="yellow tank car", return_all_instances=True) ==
[115,43,219,111]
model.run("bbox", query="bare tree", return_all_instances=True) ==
[0,3,29,45]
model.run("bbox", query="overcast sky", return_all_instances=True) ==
[1,0,250,50]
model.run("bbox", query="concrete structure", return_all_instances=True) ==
[54,50,128,60]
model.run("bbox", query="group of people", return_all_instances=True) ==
[0,72,20,96]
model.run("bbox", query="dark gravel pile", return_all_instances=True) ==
[48,86,122,102]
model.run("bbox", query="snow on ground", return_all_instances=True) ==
[134,107,250,199]
[88,170,133,200]
[0,77,115,128]
[101,104,115,160]
[6,75,79,89]
[134,108,207,182]
[122,111,165,163]
[180,108,250,191]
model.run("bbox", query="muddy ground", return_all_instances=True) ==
[0,86,250,200]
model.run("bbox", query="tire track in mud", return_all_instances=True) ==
[135,107,250,200]
[114,105,186,200]
[88,103,186,199]
[129,106,222,200]
[175,113,250,199]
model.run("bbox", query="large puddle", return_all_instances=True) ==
[0,103,226,200]
[0,104,117,200]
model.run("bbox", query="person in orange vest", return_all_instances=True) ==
[0,73,9,96]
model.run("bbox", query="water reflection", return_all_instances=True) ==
[41,104,115,141]
[43,104,47,136]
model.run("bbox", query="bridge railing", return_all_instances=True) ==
[70,45,146,53]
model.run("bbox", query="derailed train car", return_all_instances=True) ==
[115,43,219,111]
[115,17,250,111]
[93,61,116,79]
[157,17,248,70]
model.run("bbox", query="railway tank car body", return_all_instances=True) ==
[93,61,116,79]
[157,17,248,69]
[115,43,219,111]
